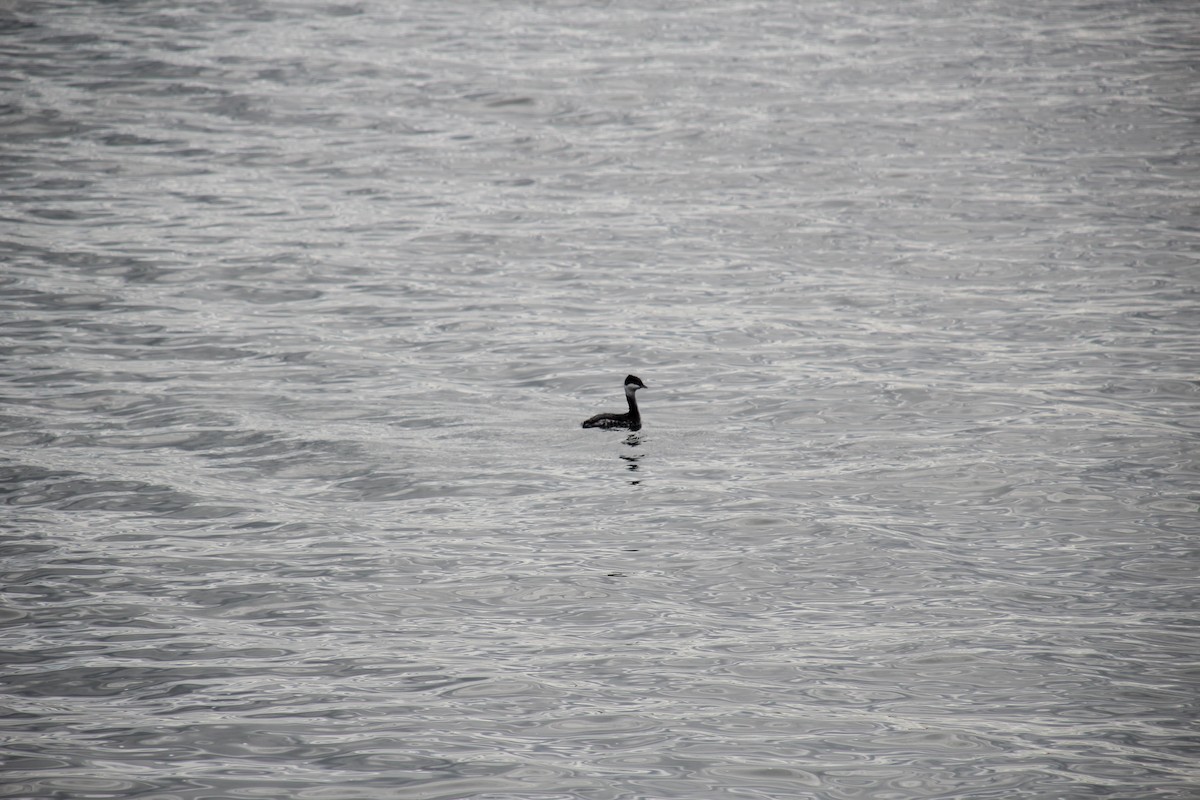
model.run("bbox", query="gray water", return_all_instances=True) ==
[2,1,1198,798]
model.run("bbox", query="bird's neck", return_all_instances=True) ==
[625,387,640,417]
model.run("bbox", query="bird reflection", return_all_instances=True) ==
[621,434,643,484]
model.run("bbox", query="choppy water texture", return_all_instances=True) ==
[2,1,1199,798]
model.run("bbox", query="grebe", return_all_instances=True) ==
[582,374,647,431]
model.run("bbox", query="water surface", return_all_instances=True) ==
[2,1,1198,798]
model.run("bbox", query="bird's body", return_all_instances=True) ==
[582,375,647,431]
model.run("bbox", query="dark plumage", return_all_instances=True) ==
[582,374,647,431]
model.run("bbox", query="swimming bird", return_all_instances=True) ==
[582,374,647,431]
